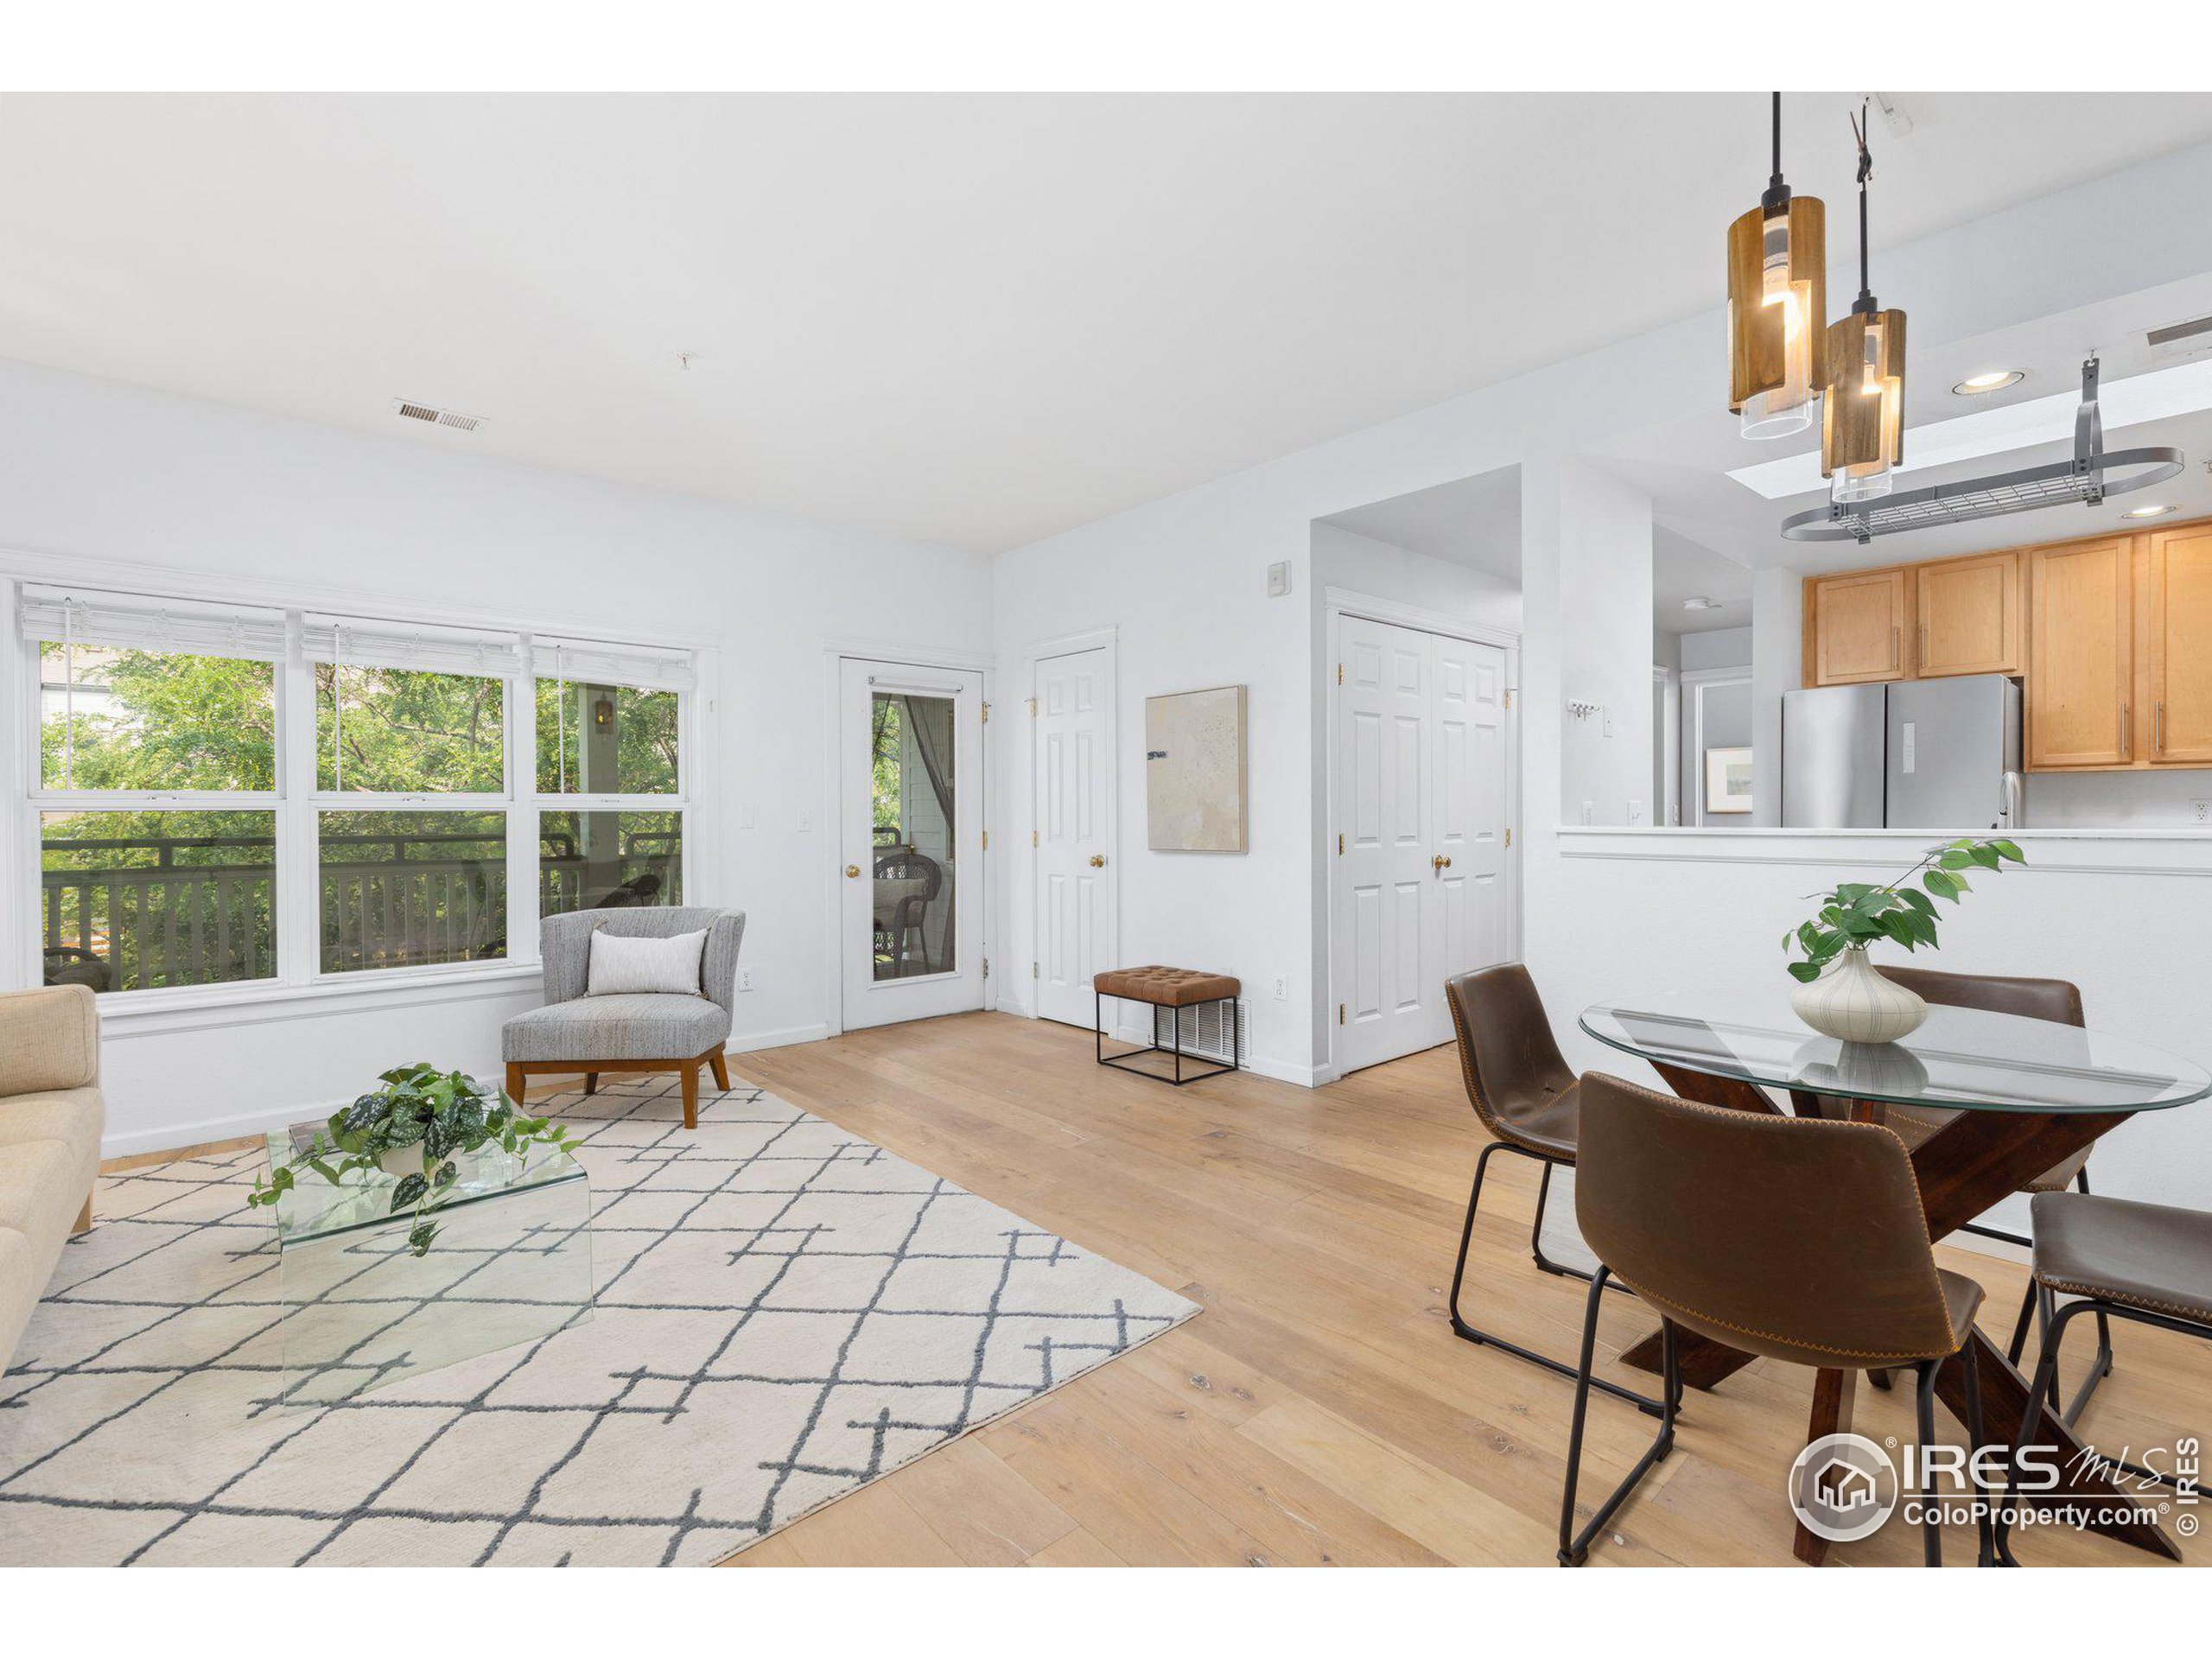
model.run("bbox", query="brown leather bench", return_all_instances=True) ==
[1093,966,1241,1085]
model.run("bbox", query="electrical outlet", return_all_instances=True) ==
[738,968,753,992]
[1627,798,1645,824]
[795,810,810,833]
[2193,800,2212,824]
[1581,800,1595,825]
[1273,974,1288,1001]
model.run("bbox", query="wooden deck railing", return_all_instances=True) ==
[41,829,680,992]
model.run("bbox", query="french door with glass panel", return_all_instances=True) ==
[839,658,986,1029]
[1031,645,1116,1027]
[1333,615,1511,1075]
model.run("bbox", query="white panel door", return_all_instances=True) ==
[1436,633,1510,986]
[840,658,986,1030]
[1336,616,1437,1074]
[1033,645,1116,1027]
[1334,618,1512,1076]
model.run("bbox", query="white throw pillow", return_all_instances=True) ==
[586,927,709,997]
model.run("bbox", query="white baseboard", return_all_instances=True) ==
[728,1021,832,1056]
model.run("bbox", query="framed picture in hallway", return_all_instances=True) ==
[1704,745,1753,814]
[1145,683,1248,852]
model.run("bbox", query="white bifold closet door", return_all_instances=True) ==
[1334,616,1510,1075]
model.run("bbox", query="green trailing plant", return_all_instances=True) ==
[1783,836,2025,984]
[248,1063,581,1255]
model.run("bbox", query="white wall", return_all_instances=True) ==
[1,358,992,1154]
[1557,461,1654,827]
[988,137,2212,1234]
[2031,767,2212,829]
[1308,522,1522,633]
[1678,626,1752,673]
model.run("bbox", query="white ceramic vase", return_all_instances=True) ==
[1790,944,1929,1044]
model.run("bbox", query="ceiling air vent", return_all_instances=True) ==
[392,399,488,433]
[2145,314,2212,361]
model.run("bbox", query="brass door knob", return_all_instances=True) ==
[1089,854,1107,868]
[1432,854,1452,871]
[844,863,861,878]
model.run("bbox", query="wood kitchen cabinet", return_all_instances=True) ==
[1916,550,2022,677]
[2027,535,2134,770]
[1796,517,2212,772]
[2145,522,2212,766]
[1803,567,1911,684]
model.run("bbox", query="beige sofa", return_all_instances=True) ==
[0,986,105,1376]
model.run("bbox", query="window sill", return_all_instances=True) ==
[91,960,546,1039]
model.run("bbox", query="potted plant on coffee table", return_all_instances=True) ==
[1783,836,2025,1042]
[248,1063,581,1255]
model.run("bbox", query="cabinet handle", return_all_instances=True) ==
[2121,703,2131,758]
[1919,623,1929,670]
[1891,626,1899,670]
[2156,702,2165,755]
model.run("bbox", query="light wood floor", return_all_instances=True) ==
[721,1012,2208,1567]
[111,1012,2207,1567]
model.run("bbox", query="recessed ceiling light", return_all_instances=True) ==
[1953,370,2026,395]
[2124,503,2181,518]
[1681,596,1725,611]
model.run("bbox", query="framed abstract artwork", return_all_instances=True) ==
[1145,684,1248,852]
[1704,745,1753,815]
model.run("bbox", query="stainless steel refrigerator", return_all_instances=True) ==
[1782,674,2024,830]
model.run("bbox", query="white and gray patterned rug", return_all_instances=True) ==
[0,1078,1198,1566]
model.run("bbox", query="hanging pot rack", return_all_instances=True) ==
[1780,356,2184,543]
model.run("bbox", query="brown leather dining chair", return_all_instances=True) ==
[1560,1072,1995,1568]
[1997,1189,2212,1562]
[1865,969,2113,1408]
[1444,966,1662,1419]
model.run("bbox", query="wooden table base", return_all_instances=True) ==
[1619,1070,2177,1564]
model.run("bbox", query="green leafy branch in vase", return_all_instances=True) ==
[248,1063,581,1255]
[1783,836,2025,983]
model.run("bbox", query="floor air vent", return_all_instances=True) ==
[393,400,488,432]
[1150,998,1249,1067]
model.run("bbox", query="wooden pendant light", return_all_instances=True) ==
[1822,104,1906,502]
[1727,94,1827,439]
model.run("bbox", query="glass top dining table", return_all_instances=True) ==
[1579,988,2212,1115]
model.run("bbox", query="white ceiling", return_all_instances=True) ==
[8,92,2212,553]
[1318,464,1521,585]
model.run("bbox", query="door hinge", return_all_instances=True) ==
[1031,829,1039,847]
[1028,696,1038,716]
[1504,826,1512,848]
[981,830,988,850]
[981,701,991,724]
[1504,688,1514,710]
[982,956,990,978]
[1032,961,1039,978]
[1338,1003,1345,1026]
[1337,831,1344,855]
[1337,662,1344,684]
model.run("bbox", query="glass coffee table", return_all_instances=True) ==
[261,1123,593,1407]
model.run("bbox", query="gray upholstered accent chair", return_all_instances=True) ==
[502,907,746,1129]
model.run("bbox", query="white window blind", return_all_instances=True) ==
[302,615,524,678]
[18,588,289,662]
[533,635,697,694]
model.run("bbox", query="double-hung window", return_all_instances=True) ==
[531,638,693,918]
[33,592,288,995]
[22,583,695,1002]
